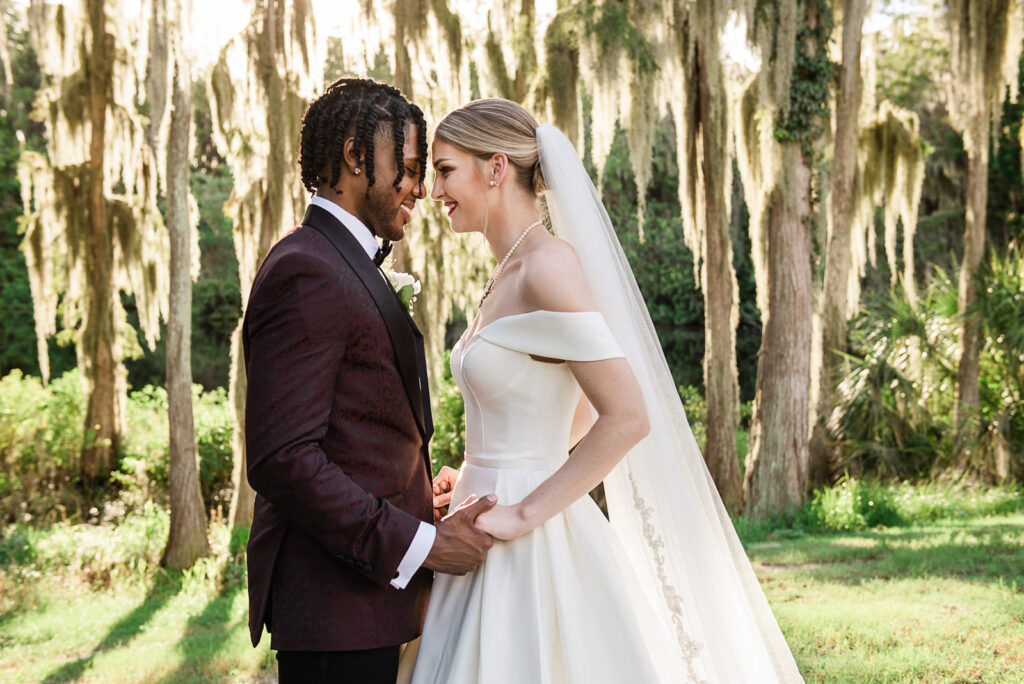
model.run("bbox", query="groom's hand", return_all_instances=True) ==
[422,494,497,575]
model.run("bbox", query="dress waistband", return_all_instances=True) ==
[463,454,562,471]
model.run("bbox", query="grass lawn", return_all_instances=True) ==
[1,513,1022,682]
[749,513,1024,683]
[0,568,273,683]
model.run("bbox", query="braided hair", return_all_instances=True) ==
[298,78,427,197]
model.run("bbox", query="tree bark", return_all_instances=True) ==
[743,143,813,519]
[954,114,988,458]
[162,48,209,569]
[696,2,742,512]
[81,0,118,480]
[228,325,255,527]
[809,0,866,489]
[0,0,12,109]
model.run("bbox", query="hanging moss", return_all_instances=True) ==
[208,0,317,523]
[19,0,169,453]
[542,9,580,145]
[849,102,926,311]
[485,27,515,100]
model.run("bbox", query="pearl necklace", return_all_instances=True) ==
[478,220,543,307]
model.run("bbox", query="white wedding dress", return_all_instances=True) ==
[399,124,802,684]
[401,310,700,684]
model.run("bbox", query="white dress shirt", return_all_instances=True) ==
[309,196,436,589]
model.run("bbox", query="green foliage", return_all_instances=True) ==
[0,370,234,524]
[430,349,465,474]
[0,22,47,377]
[0,501,169,587]
[577,2,657,75]
[189,162,240,391]
[832,248,1024,481]
[124,92,239,391]
[322,36,346,85]
[678,385,707,447]
[987,46,1024,248]
[773,0,835,150]
[0,113,37,376]
[874,10,967,275]
[804,477,905,531]
[734,477,1024,541]
[116,384,235,514]
[0,369,88,523]
[598,120,706,391]
[591,118,761,400]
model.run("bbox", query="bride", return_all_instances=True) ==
[400,99,803,683]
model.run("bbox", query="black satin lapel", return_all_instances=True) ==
[396,304,434,444]
[302,205,427,436]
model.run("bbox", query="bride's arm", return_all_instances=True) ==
[474,240,649,540]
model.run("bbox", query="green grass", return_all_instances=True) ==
[0,573,273,682]
[0,507,273,683]
[1,506,1022,682]
[749,514,1024,683]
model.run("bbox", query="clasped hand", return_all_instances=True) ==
[431,465,530,541]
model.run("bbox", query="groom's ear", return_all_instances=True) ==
[342,137,363,175]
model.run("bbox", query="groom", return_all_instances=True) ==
[243,78,495,683]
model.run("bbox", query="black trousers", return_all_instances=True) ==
[276,646,400,684]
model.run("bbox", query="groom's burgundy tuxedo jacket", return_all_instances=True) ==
[243,204,434,651]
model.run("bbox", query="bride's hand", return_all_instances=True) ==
[472,504,530,540]
[432,466,460,523]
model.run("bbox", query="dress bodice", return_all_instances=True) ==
[450,310,624,470]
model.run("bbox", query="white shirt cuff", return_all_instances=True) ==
[390,521,436,589]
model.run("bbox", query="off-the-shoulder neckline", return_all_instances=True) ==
[464,309,603,347]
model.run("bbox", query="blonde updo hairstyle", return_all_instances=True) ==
[434,98,546,195]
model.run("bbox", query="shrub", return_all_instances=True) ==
[431,350,465,473]
[678,385,706,450]
[832,249,1024,482]
[116,384,234,514]
[803,477,905,531]
[0,369,234,524]
[0,369,89,523]
[735,478,1024,543]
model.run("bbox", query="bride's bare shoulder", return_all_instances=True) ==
[519,236,596,312]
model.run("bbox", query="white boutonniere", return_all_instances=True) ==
[387,270,421,313]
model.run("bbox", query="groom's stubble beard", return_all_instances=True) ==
[363,182,411,243]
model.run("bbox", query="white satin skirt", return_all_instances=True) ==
[397,457,689,684]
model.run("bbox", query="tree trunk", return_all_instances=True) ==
[162,52,209,569]
[954,114,989,459]
[229,324,255,527]
[0,0,12,109]
[809,0,866,489]
[696,4,742,512]
[81,0,118,481]
[743,143,813,519]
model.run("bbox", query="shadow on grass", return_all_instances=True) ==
[156,575,246,684]
[39,572,184,684]
[752,519,1024,587]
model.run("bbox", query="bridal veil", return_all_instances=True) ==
[536,124,803,683]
